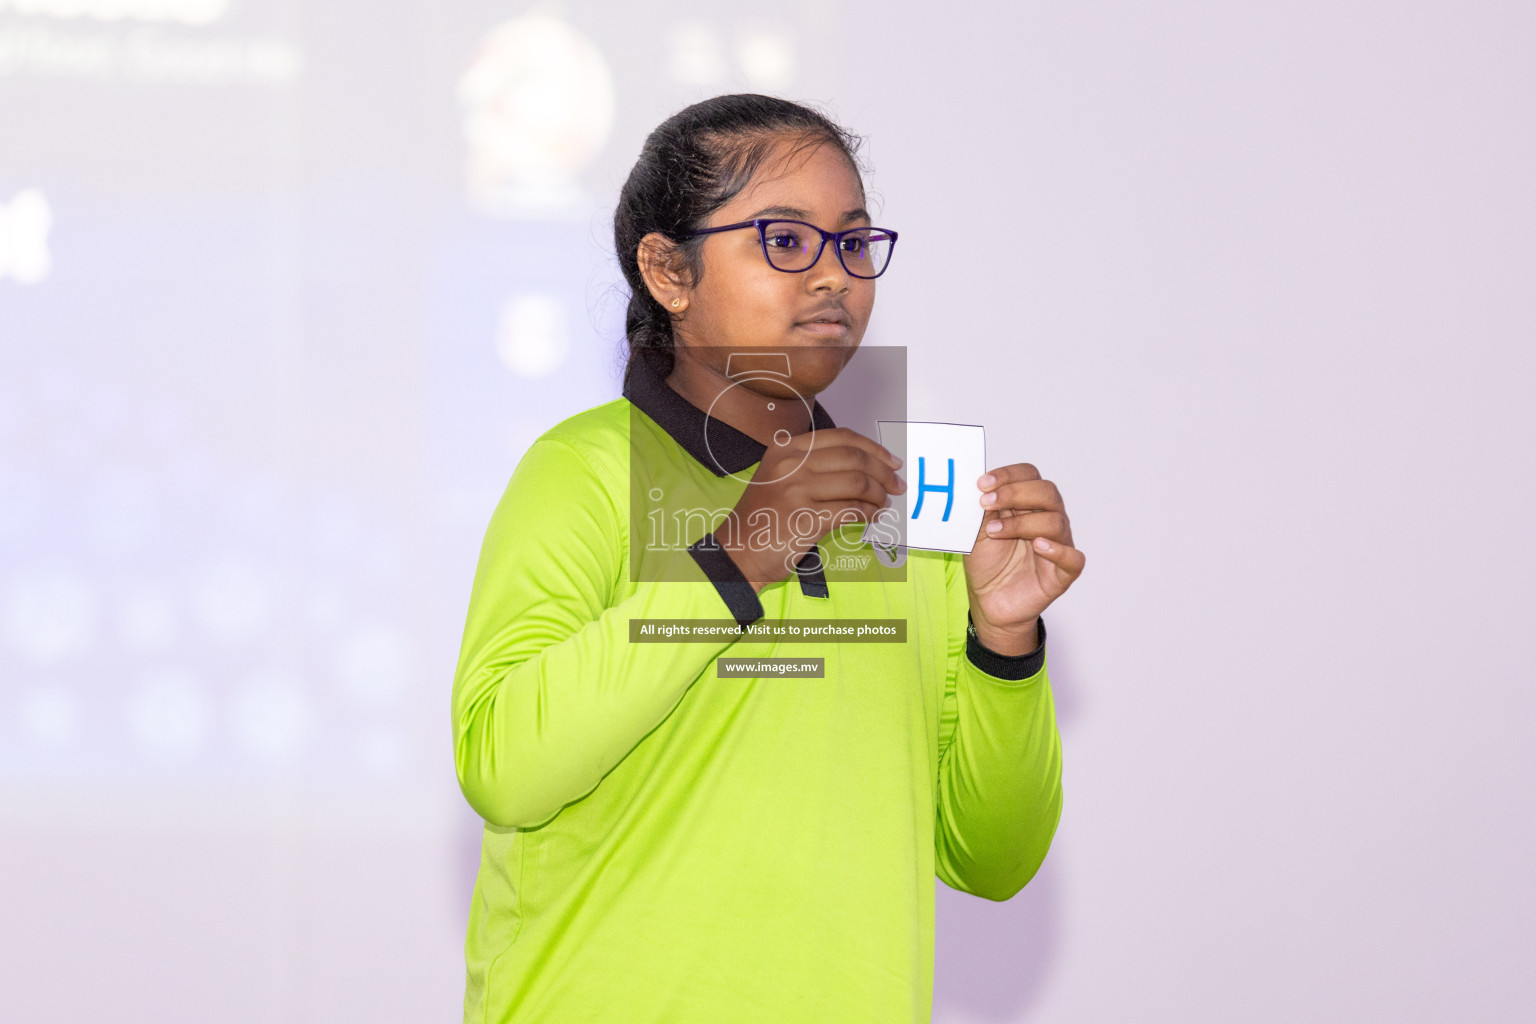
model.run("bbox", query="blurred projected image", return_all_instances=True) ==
[0,0,228,22]
[0,367,417,780]
[458,12,614,220]
[0,188,51,284]
[668,20,797,92]
[0,0,301,86]
[1,1,839,799]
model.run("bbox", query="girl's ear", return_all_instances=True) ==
[637,233,693,309]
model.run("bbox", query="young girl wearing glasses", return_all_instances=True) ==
[452,93,1085,1024]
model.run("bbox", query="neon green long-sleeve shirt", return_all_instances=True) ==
[452,356,1063,1023]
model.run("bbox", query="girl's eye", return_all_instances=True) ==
[841,236,867,256]
[766,230,803,250]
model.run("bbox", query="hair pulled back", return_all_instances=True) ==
[615,94,864,378]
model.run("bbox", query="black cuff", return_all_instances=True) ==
[793,544,829,599]
[965,614,1046,681]
[687,534,765,629]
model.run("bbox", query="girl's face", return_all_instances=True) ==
[647,137,877,398]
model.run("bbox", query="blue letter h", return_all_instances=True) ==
[911,456,955,522]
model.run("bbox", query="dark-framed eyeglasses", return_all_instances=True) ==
[684,218,898,279]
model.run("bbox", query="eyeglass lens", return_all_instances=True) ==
[761,221,894,277]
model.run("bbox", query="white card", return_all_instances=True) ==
[861,421,987,555]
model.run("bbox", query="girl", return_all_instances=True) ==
[452,94,1084,1024]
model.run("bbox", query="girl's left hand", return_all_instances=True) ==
[963,463,1086,655]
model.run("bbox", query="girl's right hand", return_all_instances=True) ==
[711,427,906,590]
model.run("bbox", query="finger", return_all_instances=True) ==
[979,478,1063,513]
[839,500,883,523]
[802,444,906,494]
[792,427,902,470]
[1032,536,1086,585]
[982,510,1072,545]
[976,462,1040,490]
[814,503,884,532]
[805,470,895,509]
[801,500,882,531]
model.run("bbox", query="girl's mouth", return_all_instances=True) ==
[794,317,851,339]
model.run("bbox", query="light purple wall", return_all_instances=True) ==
[849,4,1536,1020]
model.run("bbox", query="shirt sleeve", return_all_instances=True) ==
[452,436,750,830]
[933,552,1065,901]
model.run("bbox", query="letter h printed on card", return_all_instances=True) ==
[862,421,987,557]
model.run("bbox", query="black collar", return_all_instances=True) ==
[621,346,837,477]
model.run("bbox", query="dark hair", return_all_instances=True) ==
[614,94,865,378]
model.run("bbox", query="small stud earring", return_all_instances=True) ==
[671,298,682,309]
